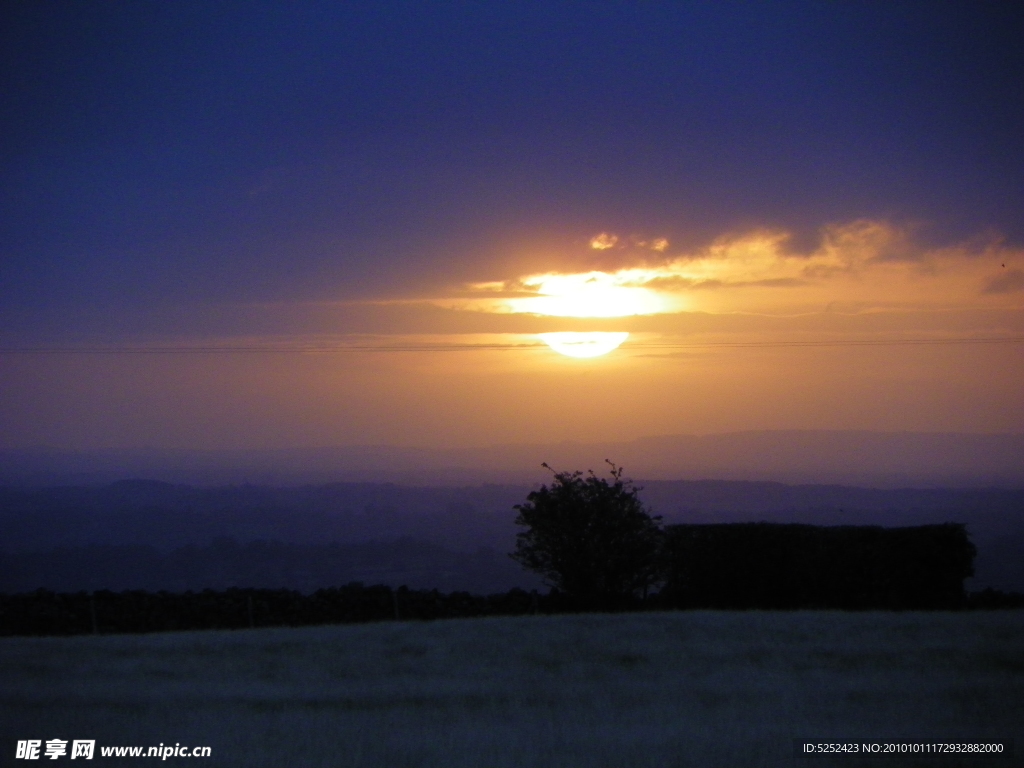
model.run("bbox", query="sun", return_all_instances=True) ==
[539,332,629,358]
[507,272,669,318]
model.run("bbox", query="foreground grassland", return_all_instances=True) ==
[2,611,1022,767]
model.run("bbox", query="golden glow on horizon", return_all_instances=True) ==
[539,331,629,358]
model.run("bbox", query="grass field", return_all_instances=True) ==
[2,611,1022,767]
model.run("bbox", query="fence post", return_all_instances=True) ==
[89,592,98,635]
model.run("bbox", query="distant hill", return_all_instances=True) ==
[2,431,1023,487]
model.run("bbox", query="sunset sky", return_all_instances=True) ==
[1,2,1022,452]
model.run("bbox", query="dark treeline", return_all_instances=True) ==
[0,585,570,637]
[3,582,1022,638]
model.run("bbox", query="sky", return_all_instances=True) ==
[1,1,1023,452]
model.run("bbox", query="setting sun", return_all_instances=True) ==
[505,272,671,318]
[538,332,629,358]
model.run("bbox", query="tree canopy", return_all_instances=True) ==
[511,462,663,610]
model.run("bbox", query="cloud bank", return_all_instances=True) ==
[452,221,1023,319]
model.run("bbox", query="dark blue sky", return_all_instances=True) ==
[3,1,1022,327]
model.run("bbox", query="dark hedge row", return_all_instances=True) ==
[661,522,977,609]
[1,583,1021,637]
[0,584,584,637]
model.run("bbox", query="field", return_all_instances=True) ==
[2,611,1022,767]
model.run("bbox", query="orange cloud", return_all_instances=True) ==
[589,233,618,250]
[453,221,1024,318]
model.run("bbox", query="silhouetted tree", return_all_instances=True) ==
[511,462,663,610]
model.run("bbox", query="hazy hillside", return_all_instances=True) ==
[4,431,1023,487]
